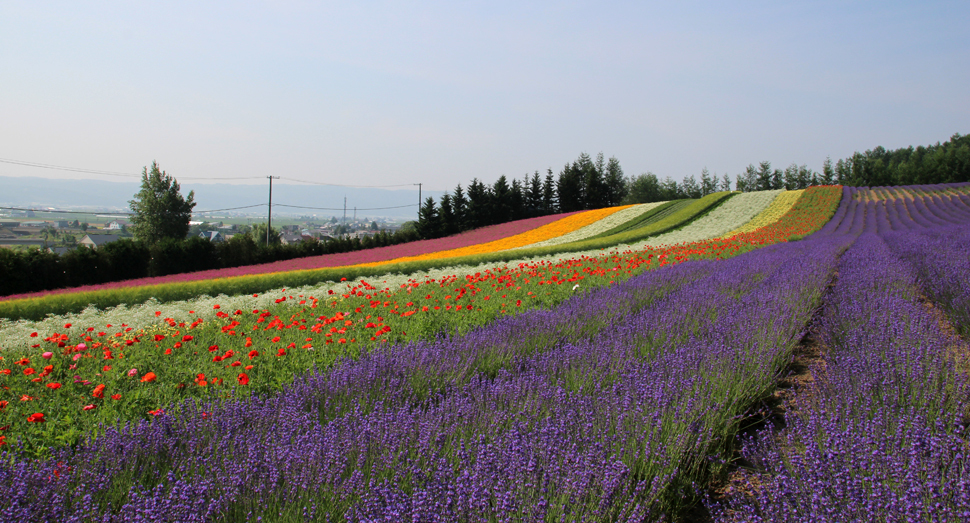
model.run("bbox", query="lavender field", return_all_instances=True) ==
[2,183,969,522]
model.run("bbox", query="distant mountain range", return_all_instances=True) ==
[0,176,444,220]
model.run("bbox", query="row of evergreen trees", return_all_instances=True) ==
[416,152,628,238]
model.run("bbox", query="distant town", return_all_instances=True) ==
[0,207,409,253]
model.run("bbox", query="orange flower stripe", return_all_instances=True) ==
[358,205,634,268]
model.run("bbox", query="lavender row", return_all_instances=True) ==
[0,228,842,521]
[884,224,970,336]
[714,228,970,520]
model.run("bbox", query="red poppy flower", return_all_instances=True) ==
[92,384,105,398]
[237,373,249,386]
[140,372,157,383]
[27,413,44,422]
[82,404,96,411]
[0,401,7,410]
[111,394,121,400]
[46,383,62,390]
[23,368,35,376]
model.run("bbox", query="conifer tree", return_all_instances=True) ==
[128,161,196,245]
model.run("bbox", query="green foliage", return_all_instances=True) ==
[128,162,196,245]
[248,222,281,246]
[624,173,664,204]
[835,133,970,186]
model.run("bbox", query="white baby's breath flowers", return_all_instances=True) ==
[614,190,782,252]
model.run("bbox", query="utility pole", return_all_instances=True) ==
[343,196,347,225]
[267,176,279,245]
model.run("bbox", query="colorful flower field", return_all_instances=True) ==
[1,183,969,521]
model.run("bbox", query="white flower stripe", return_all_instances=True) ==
[721,190,803,237]
[615,190,782,251]
[518,202,667,249]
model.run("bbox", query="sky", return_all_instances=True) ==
[2,0,968,199]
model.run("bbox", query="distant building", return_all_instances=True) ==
[198,231,224,242]
[104,220,129,230]
[19,221,47,228]
[280,233,304,245]
[79,234,121,249]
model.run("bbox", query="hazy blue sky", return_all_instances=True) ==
[2,1,967,193]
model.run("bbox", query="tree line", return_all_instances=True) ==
[0,228,422,297]
[826,132,970,187]
[416,152,628,238]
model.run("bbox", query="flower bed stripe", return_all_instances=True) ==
[519,202,667,249]
[720,189,804,238]
[355,205,634,267]
[615,190,780,251]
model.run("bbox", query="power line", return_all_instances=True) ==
[0,206,131,216]
[1,157,427,187]
[0,157,261,182]
[0,204,268,215]
[1,201,414,215]
[0,158,141,177]
[274,203,418,211]
[193,204,267,213]
[278,176,416,189]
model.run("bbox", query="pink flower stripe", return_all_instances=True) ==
[0,211,582,302]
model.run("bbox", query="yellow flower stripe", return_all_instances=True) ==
[357,205,634,268]
[721,190,805,237]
